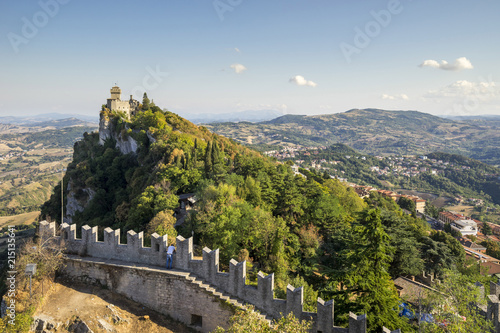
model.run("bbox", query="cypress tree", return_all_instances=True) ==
[205,140,213,177]
[211,140,225,180]
[193,139,198,167]
[142,92,150,111]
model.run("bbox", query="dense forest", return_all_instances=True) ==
[40,98,492,331]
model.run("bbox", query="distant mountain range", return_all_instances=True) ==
[0,110,282,126]
[176,109,284,124]
[0,113,98,125]
[443,114,500,120]
[2,110,499,166]
[205,108,500,166]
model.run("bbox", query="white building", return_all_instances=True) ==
[451,219,478,236]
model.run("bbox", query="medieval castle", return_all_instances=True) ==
[106,86,140,119]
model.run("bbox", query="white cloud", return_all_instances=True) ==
[419,57,473,71]
[234,47,241,53]
[382,93,409,100]
[289,75,317,87]
[230,63,247,74]
[425,80,498,99]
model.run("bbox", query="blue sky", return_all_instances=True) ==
[1,0,499,118]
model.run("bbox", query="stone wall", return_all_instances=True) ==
[39,221,400,333]
[61,257,235,332]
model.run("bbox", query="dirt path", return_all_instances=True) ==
[34,279,195,333]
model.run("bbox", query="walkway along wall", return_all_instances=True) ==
[39,221,401,333]
[61,255,236,332]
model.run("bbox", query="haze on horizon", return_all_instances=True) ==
[1,0,499,118]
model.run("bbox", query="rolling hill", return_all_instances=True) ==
[205,109,500,166]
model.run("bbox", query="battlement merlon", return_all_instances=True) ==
[39,220,56,238]
[349,313,367,333]
[382,328,401,333]
[286,285,304,319]
[317,298,334,331]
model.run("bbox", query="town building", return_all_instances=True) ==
[439,211,466,225]
[451,219,478,236]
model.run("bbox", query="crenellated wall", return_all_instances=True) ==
[487,281,500,333]
[39,221,400,333]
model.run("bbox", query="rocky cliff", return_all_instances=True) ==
[65,180,95,224]
[98,114,138,155]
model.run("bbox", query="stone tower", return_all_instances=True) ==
[110,86,122,100]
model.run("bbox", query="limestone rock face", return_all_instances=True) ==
[98,113,138,155]
[115,132,138,155]
[65,180,96,224]
[98,116,112,146]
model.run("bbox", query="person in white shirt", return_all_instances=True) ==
[166,244,176,269]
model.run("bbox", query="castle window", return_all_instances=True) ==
[64,231,68,240]
[155,244,160,252]
[191,314,202,327]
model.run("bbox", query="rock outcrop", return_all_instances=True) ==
[65,180,96,224]
[98,113,138,155]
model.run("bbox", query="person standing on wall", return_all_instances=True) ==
[166,242,176,269]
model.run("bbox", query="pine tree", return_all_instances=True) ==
[328,208,406,331]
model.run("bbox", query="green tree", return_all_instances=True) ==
[126,184,178,230]
[211,140,226,180]
[420,270,493,333]
[398,196,416,214]
[482,222,493,235]
[205,140,213,177]
[420,236,457,277]
[146,210,177,240]
[480,239,500,259]
[327,208,406,331]
[213,306,311,332]
[424,201,440,218]
[142,92,150,110]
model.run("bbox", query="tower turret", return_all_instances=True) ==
[110,86,121,100]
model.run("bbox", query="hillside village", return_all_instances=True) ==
[266,145,498,206]
[266,146,493,180]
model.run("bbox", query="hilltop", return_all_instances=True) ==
[205,109,500,166]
